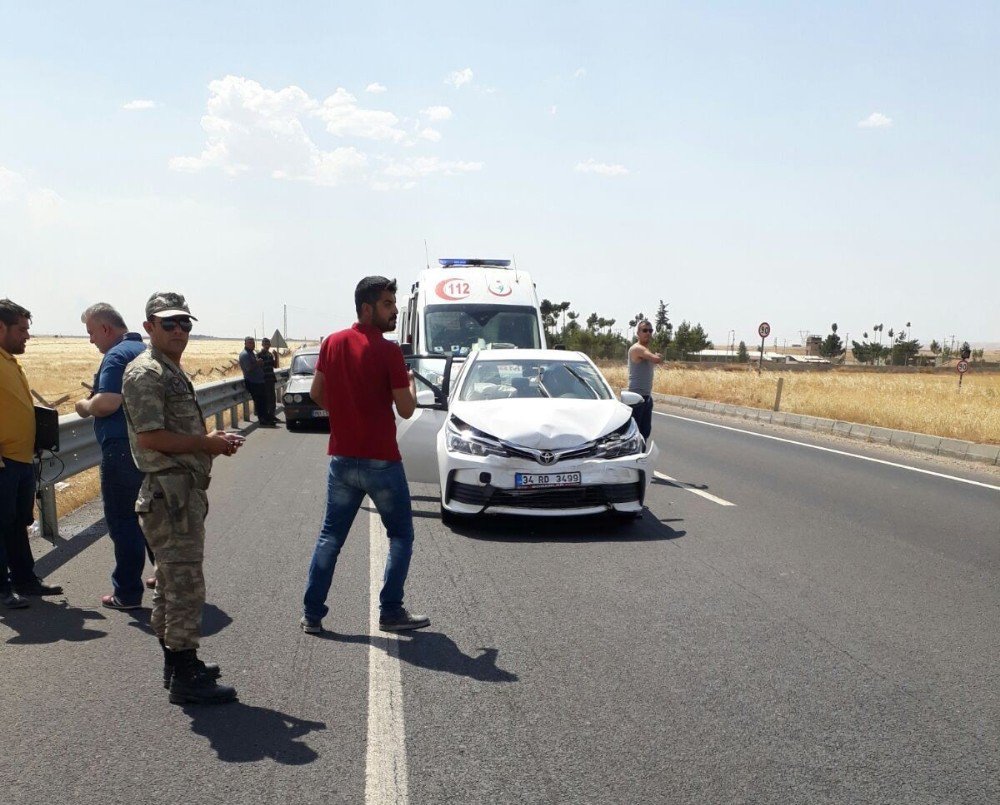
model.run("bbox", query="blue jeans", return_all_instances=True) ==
[0,457,37,592]
[100,438,150,604]
[303,457,414,621]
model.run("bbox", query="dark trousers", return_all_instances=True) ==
[630,395,654,442]
[0,457,37,592]
[246,381,271,423]
[262,379,277,422]
[100,438,151,604]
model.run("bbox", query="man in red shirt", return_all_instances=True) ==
[301,276,429,633]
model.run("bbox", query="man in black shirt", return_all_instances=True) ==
[257,337,279,426]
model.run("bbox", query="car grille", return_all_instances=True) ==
[448,479,642,510]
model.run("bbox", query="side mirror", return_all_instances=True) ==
[404,354,453,410]
[552,343,566,350]
[400,342,414,357]
[620,391,643,406]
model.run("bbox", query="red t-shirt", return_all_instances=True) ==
[317,323,410,460]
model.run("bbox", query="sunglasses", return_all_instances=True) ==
[157,317,194,333]
[639,328,653,333]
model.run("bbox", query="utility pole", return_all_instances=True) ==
[283,304,288,340]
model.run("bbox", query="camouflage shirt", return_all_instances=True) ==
[122,346,212,477]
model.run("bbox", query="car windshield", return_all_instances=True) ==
[425,304,541,356]
[457,359,612,401]
[291,354,318,375]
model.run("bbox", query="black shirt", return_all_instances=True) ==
[258,349,277,383]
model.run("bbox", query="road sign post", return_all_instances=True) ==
[757,322,771,374]
[957,359,969,390]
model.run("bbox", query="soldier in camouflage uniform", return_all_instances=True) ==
[123,292,245,705]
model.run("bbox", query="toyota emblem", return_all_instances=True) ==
[538,451,556,465]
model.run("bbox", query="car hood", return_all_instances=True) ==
[450,399,632,448]
[285,375,314,395]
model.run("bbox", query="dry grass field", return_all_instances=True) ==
[20,336,252,413]
[19,337,275,519]
[601,364,1000,445]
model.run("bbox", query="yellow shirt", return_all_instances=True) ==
[0,346,35,462]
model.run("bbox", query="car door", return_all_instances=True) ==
[397,355,452,484]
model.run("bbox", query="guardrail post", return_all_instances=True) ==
[215,412,224,430]
[773,377,784,412]
[230,405,239,429]
[242,400,251,421]
[36,483,60,540]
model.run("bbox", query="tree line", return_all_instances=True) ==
[539,299,714,360]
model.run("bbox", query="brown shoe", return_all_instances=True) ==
[145,577,157,590]
[102,594,142,611]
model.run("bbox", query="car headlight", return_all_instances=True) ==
[283,393,293,403]
[293,394,303,403]
[445,417,509,457]
[596,418,644,458]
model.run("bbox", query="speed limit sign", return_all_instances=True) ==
[957,360,969,374]
[758,321,771,339]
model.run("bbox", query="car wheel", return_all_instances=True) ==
[286,420,298,431]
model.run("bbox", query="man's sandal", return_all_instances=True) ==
[101,594,142,610]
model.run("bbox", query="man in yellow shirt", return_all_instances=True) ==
[0,299,63,608]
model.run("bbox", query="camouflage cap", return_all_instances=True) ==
[145,292,198,321]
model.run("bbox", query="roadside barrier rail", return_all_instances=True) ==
[34,369,289,540]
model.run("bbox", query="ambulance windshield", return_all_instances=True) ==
[424,304,541,356]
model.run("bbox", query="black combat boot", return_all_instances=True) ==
[160,638,221,689]
[168,649,237,705]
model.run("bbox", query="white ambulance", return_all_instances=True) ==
[397,258,547,358]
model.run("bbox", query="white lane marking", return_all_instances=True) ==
[366,504,409,805]
[654,470,736,506]
[655,411,1000,493]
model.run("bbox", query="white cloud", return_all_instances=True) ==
[0,165,65,225]
[314,87,408,142]
[858,112,893,128]
[365,82,387,94]
[380,156,482,180]
[573,67,587,79]
[169,75,479,189]
[0,166,28,201]
[420,105,452,121]
[549,105,557,116]
[123,99,158,111]
[445,68,474,88]
[371,157,482,191]
[574,158,630,176]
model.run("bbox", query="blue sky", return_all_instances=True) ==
[2,1,997,347]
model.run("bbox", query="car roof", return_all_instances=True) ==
[470,348,589,362]
[292,348,320,356]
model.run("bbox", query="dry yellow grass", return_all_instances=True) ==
[20,336,292,520]
[20,336,252,413]
[601,364,1000,445]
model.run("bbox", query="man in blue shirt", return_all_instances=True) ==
[76,303,151,609]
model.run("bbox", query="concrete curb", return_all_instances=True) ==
[652,393,1000,466]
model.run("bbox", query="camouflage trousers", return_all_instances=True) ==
[137,473,209,651]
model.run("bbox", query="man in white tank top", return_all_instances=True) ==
[627,320,663,441]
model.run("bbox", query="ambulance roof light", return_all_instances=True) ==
[438,258,512,268]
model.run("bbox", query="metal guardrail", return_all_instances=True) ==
[35,369,289,539]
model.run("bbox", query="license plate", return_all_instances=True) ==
[515,472,581,489]
[311,409,327,418]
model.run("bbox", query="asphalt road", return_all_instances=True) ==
[1,406,997,805]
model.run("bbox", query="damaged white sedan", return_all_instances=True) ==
[398,349,658,523]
